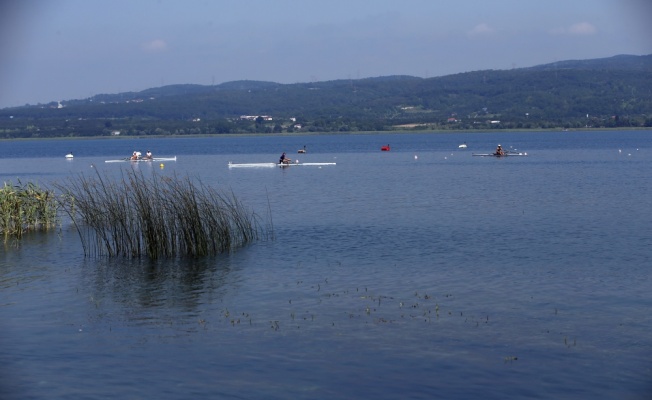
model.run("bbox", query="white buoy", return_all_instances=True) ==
[414,155,418,160]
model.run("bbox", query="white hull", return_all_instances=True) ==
[228,162,336,168]
[105,156,177,163]
[472,152,527,157]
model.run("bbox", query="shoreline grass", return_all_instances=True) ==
[0,180,58,240]
[55,169,269,259]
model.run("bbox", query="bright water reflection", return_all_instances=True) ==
[1,131,651,399]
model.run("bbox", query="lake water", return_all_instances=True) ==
[1,130,651,399]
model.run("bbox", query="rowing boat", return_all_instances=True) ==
[472,152,527,157]
[228,162,336,168]
[279,162,335,167]
[105,156,177,163]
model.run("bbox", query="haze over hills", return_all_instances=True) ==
[1,54,651,138]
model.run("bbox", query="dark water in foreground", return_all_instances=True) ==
[1,130,651,399]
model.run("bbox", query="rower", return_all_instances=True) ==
[279,152,292,164]
[131,151,139,160]
[145,150,153,159]
[495,144,505,156]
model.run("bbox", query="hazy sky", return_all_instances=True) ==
[1,0,651,108]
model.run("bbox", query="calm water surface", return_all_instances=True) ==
[1,131,651,399]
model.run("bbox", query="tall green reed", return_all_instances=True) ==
[55,169,269,258]
[0,180,58,240]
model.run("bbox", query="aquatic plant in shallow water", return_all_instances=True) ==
[0,180,58,240]
[55,169,269,259]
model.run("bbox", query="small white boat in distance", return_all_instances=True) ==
[458,143,467,149]
[65,153,74,159]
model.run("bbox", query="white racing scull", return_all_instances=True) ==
[472,152,527,157]
[228,161,336,168]
[105,156,177,163]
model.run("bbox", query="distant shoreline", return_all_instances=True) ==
[0,127,649,142]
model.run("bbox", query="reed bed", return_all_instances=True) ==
[55,169,267,258]
[0,180,58,240]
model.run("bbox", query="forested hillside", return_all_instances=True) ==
[1,54,651,138]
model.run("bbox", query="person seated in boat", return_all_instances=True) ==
[279,152,292,164]
[144,150,153,160]
[495,144,505,156]
[130,151,139,160]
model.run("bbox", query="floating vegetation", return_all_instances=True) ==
[0,180,58,240]
[55,169,268,258]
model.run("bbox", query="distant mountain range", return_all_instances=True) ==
[1,54,651,137]
[527,54,652,71]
